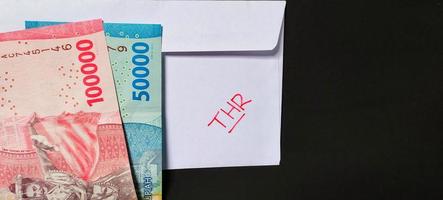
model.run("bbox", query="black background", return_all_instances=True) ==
[164,1,443,199]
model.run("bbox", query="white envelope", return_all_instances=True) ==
[0,0,286,169]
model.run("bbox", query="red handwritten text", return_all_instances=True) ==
[208,93,252,133]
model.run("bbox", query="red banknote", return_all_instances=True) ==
[0,20,137,200]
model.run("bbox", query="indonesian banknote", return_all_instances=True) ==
[26,21,163,200]
[0,20,137,199]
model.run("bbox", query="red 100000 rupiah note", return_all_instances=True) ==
[0,20,137,200]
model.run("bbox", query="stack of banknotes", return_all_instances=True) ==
[0,19,162,200]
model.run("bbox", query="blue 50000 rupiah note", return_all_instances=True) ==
[26,21,163,200]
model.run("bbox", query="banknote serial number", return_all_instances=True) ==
[131,42,151,101]
[76,39,104,106]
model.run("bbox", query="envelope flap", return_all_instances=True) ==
[153,1,286,52]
